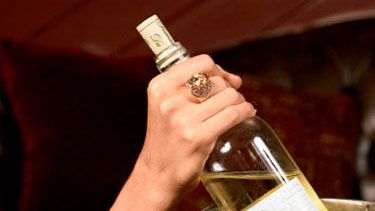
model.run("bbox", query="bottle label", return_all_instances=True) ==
[245,177,318,211]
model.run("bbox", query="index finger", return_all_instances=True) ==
[162,54,240,89]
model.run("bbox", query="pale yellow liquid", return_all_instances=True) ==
[201,170,327,211]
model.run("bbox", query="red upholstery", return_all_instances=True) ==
[0,43,360,210]
[1,44,154,210]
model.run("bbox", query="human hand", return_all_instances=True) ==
[111,55,256,210]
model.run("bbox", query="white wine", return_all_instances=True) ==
[202,117,328,211]
[137,15,328,211]
[201,170,327,211]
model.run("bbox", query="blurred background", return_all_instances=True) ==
[0,0,375,210]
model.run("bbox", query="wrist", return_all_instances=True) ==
[133,159,181,207]
[111,159,180,211]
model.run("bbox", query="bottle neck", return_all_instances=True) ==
[155,42,190,72]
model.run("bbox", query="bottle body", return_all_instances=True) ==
[202,116,327,211]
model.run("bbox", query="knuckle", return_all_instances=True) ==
[224,106,240,124]
[159,99,175,115]
[224,87,237,95]
[147,79,157,93]
[223,88,241,102]
[198,54,214,63]
[210,76,229,93]
[198,54,215,69]
[217,76,230,88]
[181,127,198,142]
[147,78,162,99]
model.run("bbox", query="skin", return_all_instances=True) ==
[111,55,256,210]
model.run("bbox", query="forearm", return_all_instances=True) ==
[110,160,180,211]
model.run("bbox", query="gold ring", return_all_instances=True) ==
[186,73,212,101]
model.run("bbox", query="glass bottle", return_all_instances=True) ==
[137,15,327,211]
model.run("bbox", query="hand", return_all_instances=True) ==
[111,55,256,210]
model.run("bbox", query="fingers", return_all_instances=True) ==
[149,54,242,106]
[216,64,242,90]
[147,53,255,146]
[163,54,241,90]
[201,102,256,143]
[157,94,190,116]
[183,75,229,102]
[165,54,217,82]
[193,87,247,121]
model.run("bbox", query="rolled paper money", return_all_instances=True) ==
[137,15,189,72]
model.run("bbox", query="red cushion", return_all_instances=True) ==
[1,43,154,211]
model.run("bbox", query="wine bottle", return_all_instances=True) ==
[136,14,327,211]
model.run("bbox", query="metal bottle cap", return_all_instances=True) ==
[136,15,189,72]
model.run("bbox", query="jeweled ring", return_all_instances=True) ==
[186,73,212,100]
